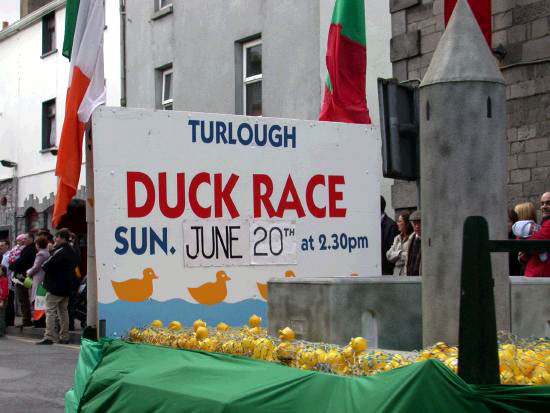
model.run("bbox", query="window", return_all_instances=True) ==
[42,12,56,55]
[161,68,173,110]
[243,39,262,116]
[42,99,56,149]
[157,0,172,11]
[152,0,173,19]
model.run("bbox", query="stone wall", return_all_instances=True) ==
[13,185,87,237]
[505,62,550,212]
[268,277,423,351]
[268,276,550,349]
[0,179,16,241]
[510,276,550,337]
[390,0,550,217]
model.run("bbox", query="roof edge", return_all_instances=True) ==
[421,76,506,87]
[0,0,66,43]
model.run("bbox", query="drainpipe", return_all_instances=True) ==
[12,169,18,241]
[119,0,127,107]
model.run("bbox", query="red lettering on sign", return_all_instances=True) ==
[253,174,276,218]
[189,172,211,218]
[126,171,347,219]
[127,172,155,217]
[276,175,305,218]
[305,174,326,218]
[214,173,239,218]
[159,172,186,218]
[328,175,346,217]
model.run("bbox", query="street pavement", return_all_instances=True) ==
[0,335,80,412]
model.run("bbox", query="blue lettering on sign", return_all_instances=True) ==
[238,123,253,145]
[188,119,297,148]
[227,122,236,144]
[200,121,214,143]
[269,125,282,147]
[114,227,129,254]
[114,226,169,255]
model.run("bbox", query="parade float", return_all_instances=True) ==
[63,106,550,412]
[65,317,550,412]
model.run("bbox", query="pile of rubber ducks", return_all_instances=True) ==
[126,315,414,376]
[413,335,550,385]
[126,317,550,384]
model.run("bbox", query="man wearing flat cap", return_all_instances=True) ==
[406,211,421,276]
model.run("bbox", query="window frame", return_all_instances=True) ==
[157,0,173,11]
[42,98,57,150]
[242,39,262,116]
[161,68,173,110]
[42,12,56,56]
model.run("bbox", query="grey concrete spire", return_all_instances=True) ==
[420,0,504,87]
[419,0,508,346]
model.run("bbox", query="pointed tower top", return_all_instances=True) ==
[420,0,504,87]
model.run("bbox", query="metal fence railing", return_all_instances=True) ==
[458,216,550,384]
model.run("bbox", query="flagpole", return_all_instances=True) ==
[85,127,98,330]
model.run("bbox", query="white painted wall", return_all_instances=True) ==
[0,1,120,207]
[319,0,394,214]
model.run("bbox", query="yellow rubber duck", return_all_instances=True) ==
[257,270,296,300]
[188,270,231,305]
[111,268,158,302]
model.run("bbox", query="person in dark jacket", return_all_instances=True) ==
[406,210,422,276]
[9,233,36,327]
[380,196,399,275]
[36,229,78,345]
[68,231,81,330]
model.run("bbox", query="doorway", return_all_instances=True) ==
[57,199,87,276]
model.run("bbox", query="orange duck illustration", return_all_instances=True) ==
[257,270,296,300]
[111,268,158,302]
[188,270,231,305]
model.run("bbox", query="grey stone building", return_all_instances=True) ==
[389,0,550,216]
[0,178,16,241]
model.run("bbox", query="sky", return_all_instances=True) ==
[0,0,20,25]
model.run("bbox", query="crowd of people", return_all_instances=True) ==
[0,228,81,342]
[381,191,550,277]
[1,194,548,338]
[508,192,550,277]
[381,196,422,276]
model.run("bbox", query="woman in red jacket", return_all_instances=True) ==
[523,192,550,277]
[0,265,8,337]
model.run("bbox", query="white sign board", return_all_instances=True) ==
[92,107,381,336]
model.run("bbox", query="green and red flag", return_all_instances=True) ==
[445,0,492,47]
[33,283,47,321]
[53,0,105,227]
[319,0,371,124]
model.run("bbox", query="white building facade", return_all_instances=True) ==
[0,0,120,246]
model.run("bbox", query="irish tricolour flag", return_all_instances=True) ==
[319,0,371,124]
[53,0,105,227]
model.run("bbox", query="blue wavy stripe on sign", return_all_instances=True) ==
[98,299,267,337]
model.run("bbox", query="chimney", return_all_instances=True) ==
[20,0,53,19]
[2,21,8,30]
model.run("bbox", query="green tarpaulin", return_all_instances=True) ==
[66,339,550,412]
